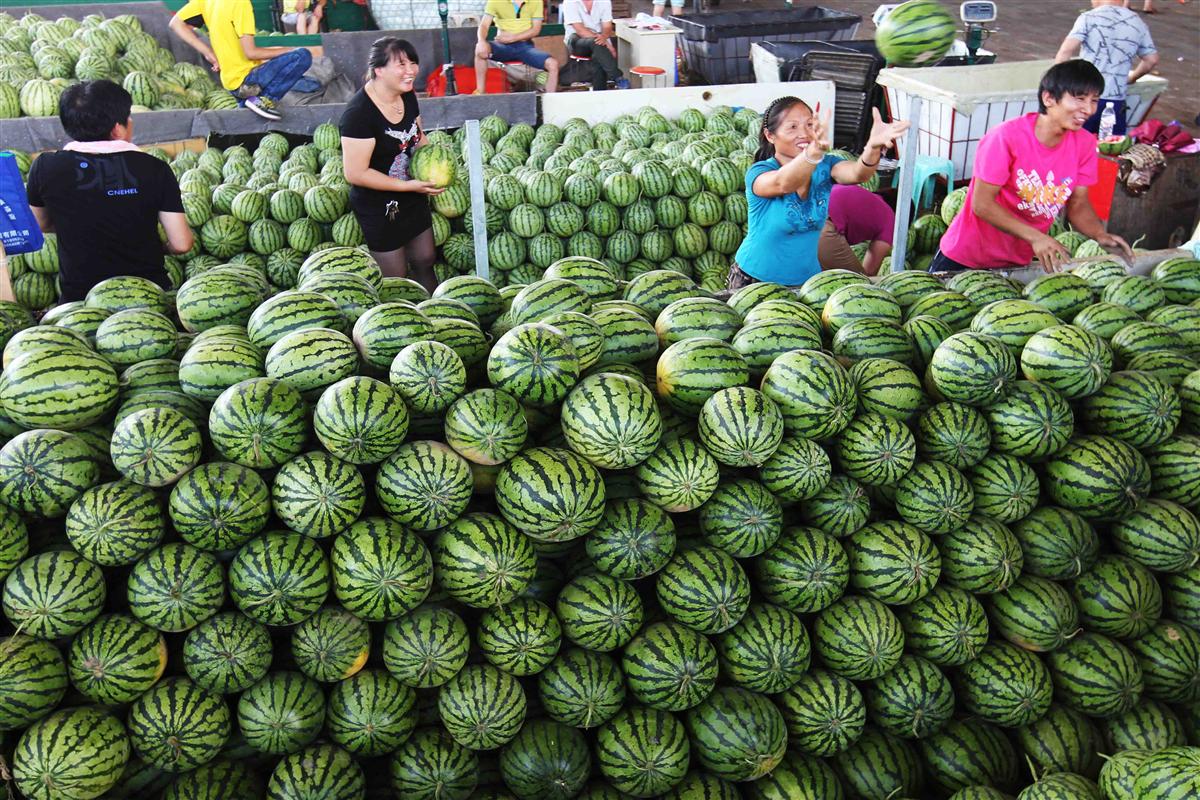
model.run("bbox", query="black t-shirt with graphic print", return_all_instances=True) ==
[339,87,423,217]
[25,150,182,302]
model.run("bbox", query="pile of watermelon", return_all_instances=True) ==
[0,11,233,119]
[2,107,1200,800]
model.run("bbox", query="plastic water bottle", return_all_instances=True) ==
[1098,102,1116,140]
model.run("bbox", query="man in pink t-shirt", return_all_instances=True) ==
[821,184,895,275]
[934,60,1132,273]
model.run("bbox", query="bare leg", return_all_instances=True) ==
[370,247,410,281]
[403,228,439,293]
[543,59,560,93]
[474,43,490,94]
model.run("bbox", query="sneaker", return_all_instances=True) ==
[615,78,631,90]
[291,77,321,93]
[244,96,282,120]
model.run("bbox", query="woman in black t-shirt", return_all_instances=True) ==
[340,38,444,290]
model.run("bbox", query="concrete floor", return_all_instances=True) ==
[627,0,1199,130]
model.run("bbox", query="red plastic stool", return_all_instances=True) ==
[630,65,667,89]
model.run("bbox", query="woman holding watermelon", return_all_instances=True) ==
[729,98,909,289]
[341,37,444,291]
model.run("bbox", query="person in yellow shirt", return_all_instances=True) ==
[169,0,315,120]
[474,0,560,94]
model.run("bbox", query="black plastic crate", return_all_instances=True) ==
[671,7,861,85]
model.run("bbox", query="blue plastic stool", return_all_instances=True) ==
[894,155,955,213]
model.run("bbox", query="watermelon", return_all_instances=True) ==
[182,612,272,695]
[0,634,68,731]
[12,707,130,800]
[127,543,224,633]
[499,720,589,800]
[229,532,328,626]
[67,613,166,705]
[237,671,326,755]
[382,606,470,688]
[538,647,626,729]
[595,706,690,795]
[126,676,230,771]
[266,744,365,800]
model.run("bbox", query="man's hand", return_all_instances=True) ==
[1032,232,1073,272]
[1098,232,1134,264]
[475,40,492,60]
[494,31,513,44]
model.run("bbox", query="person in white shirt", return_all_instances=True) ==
[562,0,628,90]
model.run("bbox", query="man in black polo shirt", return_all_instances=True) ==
[25,80,194,303]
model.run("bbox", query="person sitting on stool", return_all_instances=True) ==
[474,0,560,93]
[562,0,629,90]
[819,184,895,276]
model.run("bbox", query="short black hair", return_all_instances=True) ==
[365,37,420,82]
[1038,60,1105,113]
[59,80,133,142]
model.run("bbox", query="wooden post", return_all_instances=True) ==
[465,119,489,281]
[890,95,922,273]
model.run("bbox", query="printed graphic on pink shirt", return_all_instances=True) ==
[1014,169,1074,220]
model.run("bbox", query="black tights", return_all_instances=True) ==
[371,227,438,293]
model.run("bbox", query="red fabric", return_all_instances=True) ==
[1129,119,1193,152]
[1089,156,1120,222]
[426,66,509,97]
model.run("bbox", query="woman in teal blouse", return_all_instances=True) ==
[731,98,910,288]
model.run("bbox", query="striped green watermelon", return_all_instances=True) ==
[127,676,230,772]
[836,411,918,487]
[897,583,989,667]
[265,744,364,800]
[1127,619,1200,704]
[1081,370,1181,448]
[968,451,1040,523]
[875,0,956,66]
[290,605,370,682]
[127,543,225,633]
[433,512,536,608]
[65,479,165,566]
[331,516,432,621]
[499,720,588,800]
[634,437,720,512]
[684,687,786,782]
[557,572,643,652]
[715,602,809,694]
[377,441,473,531]
[314,376,408,465]
[1132,746,1200,800]
[988,574,1080,652]
[760,349,856,439]
[12,706,130,800]
[0,634,68,731]
[754,525,848,614]
[846,519,941,604]
[1048,632,1144,717]
[350,302,434,369]
[562,372,662,469]
[656,545,750,635]
[919,718,1020,795]
[3,550,104,639]
[381,606,470,688]
[957,640,1053,727]
[390,340,468,413]
[438,663,527,750]
[477,598,561,676]
[0,347,118,430]
[265,326,360,400]
[930,331,1017,406]
[272,452,365,539]
[1045,435,1151,520]
[210,377,308,468]
[916,401,991,469]
[237,671,326,755]
[1018,703,1104,778]
[893,460,974,534]
[495,446,605,541]
[182,612,272,695]
[1012,506,1099,581]
[327,669,417,756]
[813,594,904,680]
[537,647,625,729]
[699,478,782,558]
[229,532,328,626]
[1110,498,1200,573]
[67,613,166,705]
[866,653,954,739]
[835,728,923,800]
[487,323,580,408]
[443,388,528,466]
[775,669,865,756]
[585,497,676,580]
[595,706,691,795]
[169,461,270,551]
[986,380,1074,459]
[1073,553,1162,640]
